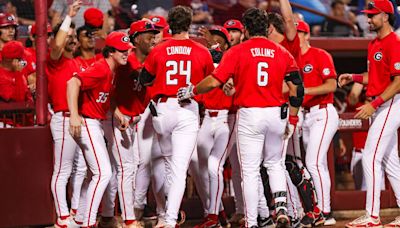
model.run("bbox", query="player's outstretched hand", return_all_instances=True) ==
[177,84,196,101]
[69,114,83,138]
[338,73,353,87]
[68,0,82,18]
[354,103,375,119]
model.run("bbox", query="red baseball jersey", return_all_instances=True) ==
[75,53,103,72]
[75,58,114,120]
[114,53,150,117]
[367,32,400,97]
[280,33,301,64]
[212,37,298,108]
[0,67,32,102]
[144,39,214,98]
[201,87,233,110]
[47,55,80,113]
[300,47,337,108]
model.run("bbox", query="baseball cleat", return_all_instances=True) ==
[257,216,275,228]
[345,214,383,228]
[384,216,400,227]
[275,209,290,228]
[323,212,336,226]
[176,210,186,225]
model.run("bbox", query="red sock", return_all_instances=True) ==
[125,220,136,225]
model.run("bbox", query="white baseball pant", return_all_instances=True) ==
[70,149,87,212]
[236,107,287,227]
[227,113,244,215]
[196,109,232,215]
[50,112,80,218]
[102,114,138,221]
[350,148,385,191]
[151,133,167,219]
[152,97,199,226]
[362,94,400,217]
[101,164,118,217]
[134,107,154,210]
[73,117,112,226]
[302,104,338,214]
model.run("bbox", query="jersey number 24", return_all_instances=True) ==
[166,60,192,85]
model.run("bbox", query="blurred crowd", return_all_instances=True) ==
[0,0,399,38]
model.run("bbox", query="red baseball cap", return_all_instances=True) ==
[0,13,17,27]
[224,19,244,32]
[149,15,168,28]
[129,20,160,37]
[84,8,103,28]
[163,25,172,40]
[2,41,24,59]
[297,20,310,34]
[209,25,231,45]
[362,0,394,14]
[105,32,133,51]
[30,23,52,36]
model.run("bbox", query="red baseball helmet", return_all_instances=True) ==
[0,13,18,27]
[209,25,231,46]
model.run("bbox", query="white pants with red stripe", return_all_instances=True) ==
[74,117,112,226]
[302,103,338,214]
[151,133,167,218]
[70,149,87,212]
[237,107,287,227]
[197,109,232,215]
[152,97,199,226]
[103,114,138,221]
[101,163,118,217]
[134,107,154,210]
[227,113,245,215]
[350,148,386,191]
[50,112,80,218]
[363,94,400,217]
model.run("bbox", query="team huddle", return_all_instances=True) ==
[45,0,400,227]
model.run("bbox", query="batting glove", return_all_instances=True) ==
[284,115,299,140]
[177,84,197,101]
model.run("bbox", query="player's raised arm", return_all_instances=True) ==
[279,0,297,41]
[50,0,81,60]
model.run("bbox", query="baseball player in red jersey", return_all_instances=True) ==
[192,25,233,228]
[130,19,162,222]
[224,19,244,47]
[47,2,83,227]
[222,18,246,226]
[139,6,214,227]
[338,1,400,227]
[67,31,132,227]
[0,41,33,127]
[295,20,339,227]
[103,20,159,228]
[178,8,304,228]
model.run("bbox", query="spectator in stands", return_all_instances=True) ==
[357,0,375,37]
[137,0,173,18]
[49,0,111,32]
[7,0,35,26]
[0,41,33,127]
[213,0,257,25]
[320,0,357,36]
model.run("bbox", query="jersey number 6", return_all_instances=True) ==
[166,60,192,85]
[257,62,269,86]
